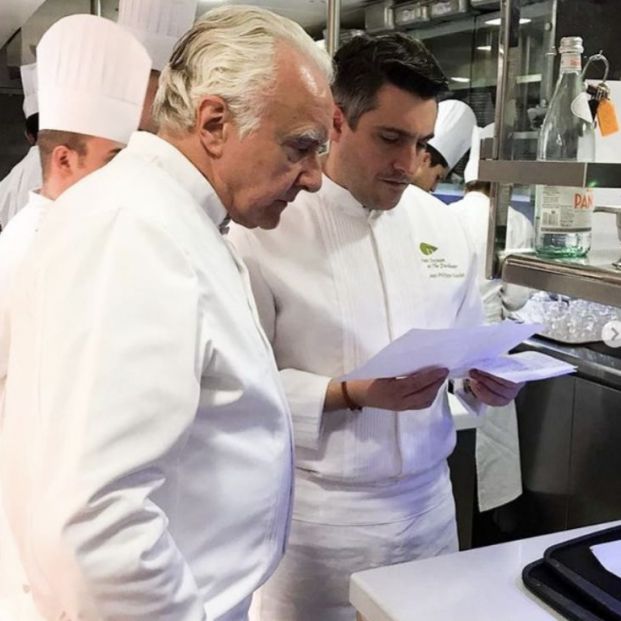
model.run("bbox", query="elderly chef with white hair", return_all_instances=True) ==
[0,5,333,621]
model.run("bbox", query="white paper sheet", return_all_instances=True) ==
[342,321,544,381]
[591,540,621,578]
[459,351,577,383]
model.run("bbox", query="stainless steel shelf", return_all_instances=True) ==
[516,73,542,84]
[502,248,621,307]
[479,160,621,188]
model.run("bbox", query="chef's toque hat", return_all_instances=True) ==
[20,63,38,118]
[428,100,477,171]
[37,14,152,144]
[464,123,495,184]
[118,0,198,71]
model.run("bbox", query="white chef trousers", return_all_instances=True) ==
[252,461,457,621]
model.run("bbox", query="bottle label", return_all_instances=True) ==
[536,186,594,232]
[561,52,582,72]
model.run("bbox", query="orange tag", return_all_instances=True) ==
[597,98,620,136]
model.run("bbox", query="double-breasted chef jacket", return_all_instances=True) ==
[0,132,294,621]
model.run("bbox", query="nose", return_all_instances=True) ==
[297,152,323,193]
[393,144,420,177]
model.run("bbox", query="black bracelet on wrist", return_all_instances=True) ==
[341,381,362,411]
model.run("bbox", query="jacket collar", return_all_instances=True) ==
[125,131,229,232]
[320,173,399,223]
[321,173,368,218]
[27,189,53,208]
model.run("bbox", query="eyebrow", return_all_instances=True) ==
[377,126,435,142]
[286,128,329,146]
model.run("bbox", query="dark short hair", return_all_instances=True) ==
[426,144,448,169]
[332,33,448,129]
[465,180,491,196]
[24,113,39,143]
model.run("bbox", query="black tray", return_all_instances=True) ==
[544,525,621,619]
[523,559,617,621]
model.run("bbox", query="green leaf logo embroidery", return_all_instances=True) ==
[419,242,438,256]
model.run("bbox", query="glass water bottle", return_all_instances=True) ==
[534,36,595,258]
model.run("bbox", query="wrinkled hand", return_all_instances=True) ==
[468,369,524,407]
[349,367,449,411]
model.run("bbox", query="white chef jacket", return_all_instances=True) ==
[452,190,523,512]
[232,178,486,621]
[0,191,50,621]
[0,132,294,621]
[0,190,51,399]
[0,146,42,230]
[230,177,484,487]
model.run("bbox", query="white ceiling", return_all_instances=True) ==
[0,0,47,50]
[196,0,370,31]
[0,0,371,62]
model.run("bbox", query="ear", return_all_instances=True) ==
[330,105,346,142]
[196,95,229,157]
[50,145,80,181]
[420,150,432,168]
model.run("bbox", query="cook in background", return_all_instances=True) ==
[412,99,476,193]
[0,63,42,229]
[452,123,534,535]
[0,13,152,621]
[117,0,198,133]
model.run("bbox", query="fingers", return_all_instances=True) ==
[366,369,449,411]
[468,372,524,406]
[469,379,509,406]
[399,367,449,394]
[469,369,522,391]
[403,378,447,409]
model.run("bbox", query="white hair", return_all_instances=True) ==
[153,5,333,136]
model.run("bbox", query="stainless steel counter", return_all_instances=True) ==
[513,335,621,538]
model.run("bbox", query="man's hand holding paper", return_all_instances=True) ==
[348,367,451,412]
[340,322,576,410]
[467,370,525,407]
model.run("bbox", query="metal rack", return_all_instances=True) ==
[485,0,621,307]
[479,158,621,305]
[501,251,621,307]
[479,160,621,188]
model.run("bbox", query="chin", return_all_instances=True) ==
[256,214,282,230]
[256,202,288,229]
[376,195,402,211]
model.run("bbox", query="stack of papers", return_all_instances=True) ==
[341,321,577,383]
[464,351,576,383]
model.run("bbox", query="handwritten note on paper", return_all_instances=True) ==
[457,351,577,383]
